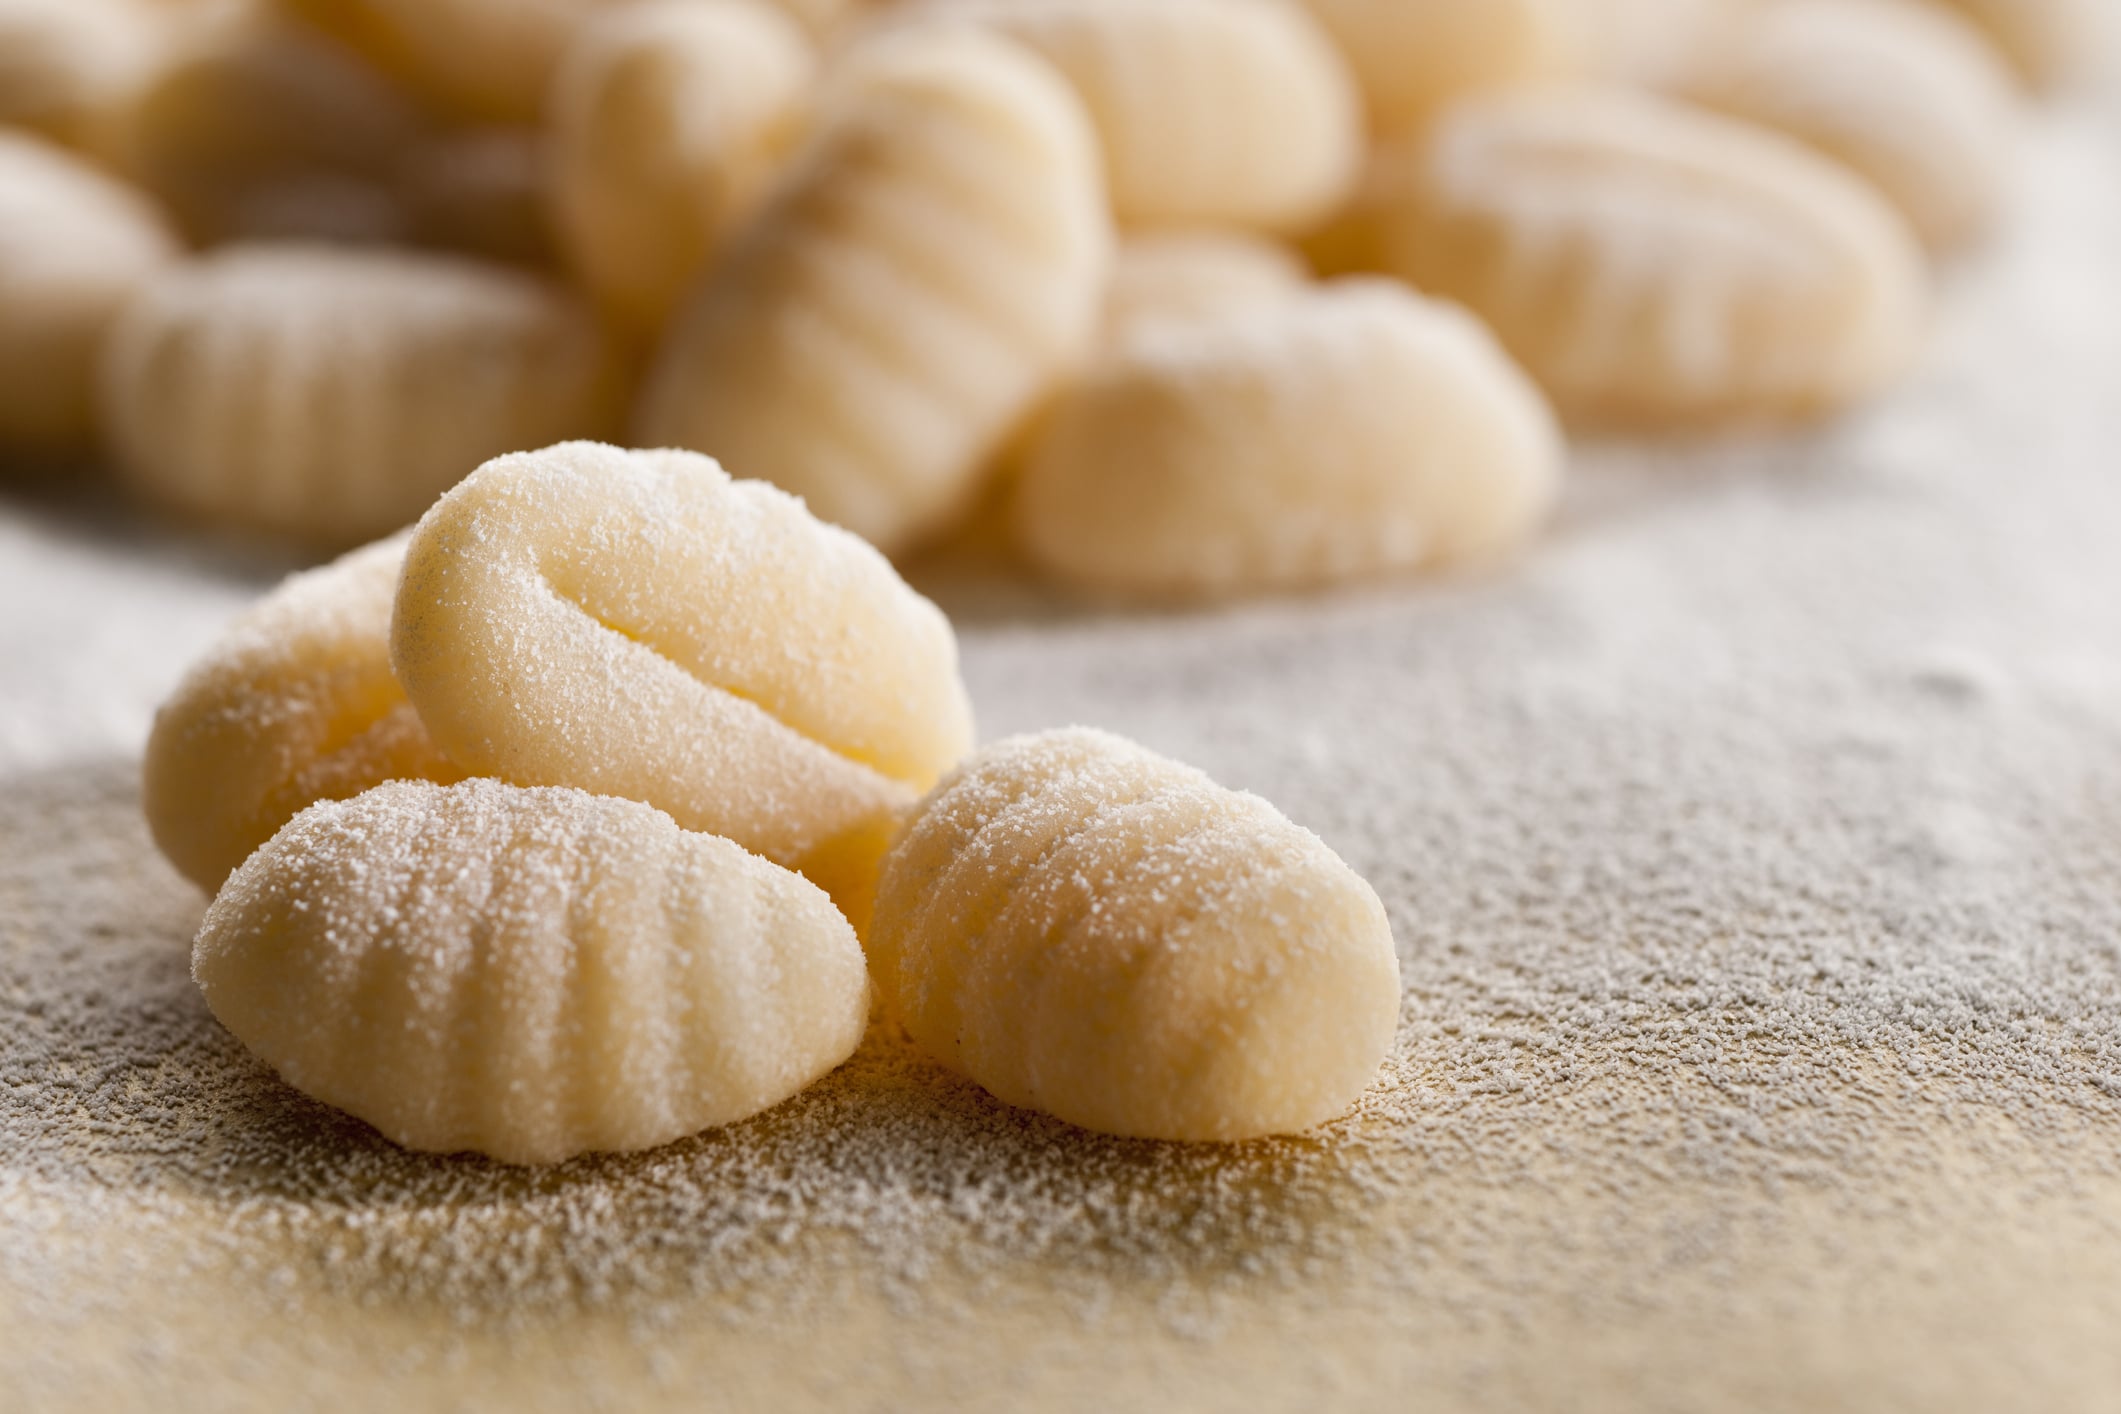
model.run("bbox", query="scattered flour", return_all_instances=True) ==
[2,94,2120,1414]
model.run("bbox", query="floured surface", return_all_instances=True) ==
[4,100,2121,1413]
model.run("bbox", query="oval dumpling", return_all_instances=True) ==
[390,441,974,923]
[0,129,179,461]
[633,28,1110,554]
[1100,230,1308,349]
[194,778,871,1165]
[1016,280,1562,597]
[143,532,463,894]
[101,245,626,545]
[547,0,816,329]
[1673,0,2020,251]
[868,728,1402,1143]
[1369,89,1930,423]
[912,0,1361,233]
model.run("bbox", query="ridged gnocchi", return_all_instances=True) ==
[101,245,625,544]
[389,441,974,925]
[634,29,1109,554]
[1100,231,1307,349]
[1298,0,1575,136]
[0,130,179,460]
[393,126,555,268]
[194,778,871,1165]
[144,532,462,893]
[548,0,816,329]
[1367,89,1930,423]
[277,0,617,122]
[868,728,1401,1143]
[110,12,429,246]
[1673,0,2020,251]
[0,0,160,147]
[910,0,1360,233]
[1017,281,1561,597]
[1930,0,2107,90]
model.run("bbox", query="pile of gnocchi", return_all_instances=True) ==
[3,0,2099,594]
[2,0,2100,1158]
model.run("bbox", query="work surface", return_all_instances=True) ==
[4,99,2119,1414]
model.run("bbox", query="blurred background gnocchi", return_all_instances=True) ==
[0,0,2111,599]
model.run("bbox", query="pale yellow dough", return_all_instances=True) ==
[108,11,429,247]
[910,0,1361,234]
[0,130,179,461]
[1017,280,1562,597]
[1298,0,1575,135]
[1674,0,2021,251]
[1100,231,1308,349]
[101,245,625,545]
[633,28,1110,554]
[143,532,463,894]
[194,778,871,1165]
[389,441,974,925]
[548,0,816,329]
[1367,89,1930,424]
[868,727,1401,1143]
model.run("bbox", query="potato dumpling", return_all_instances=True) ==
[278,0,621,122]
[109,11,429,246]
[0,0,162,147]
[0,130,179,461]
[101,244,626,545]
[393,126,555,268]
[143,532,462,894]
[1673,0,2021,251]
[1368,89,1929,424]
[868,728,1401,1143]
[1100,230,1308,349]
[1017,281,1561,598]
[1297,0,1576,135]
[390,441,974,926]
[195,778,870,1165]
[548,0,815,329]
[634,28,1109,555]
[911,0,1360,233]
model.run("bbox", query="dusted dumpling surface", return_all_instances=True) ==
[868,728,1401,1142]
[1017,280,1562,597]
[194,778,871,1165]
[390,441,973,920]
[1368,89,1930,423]
[633,28,1110,554]
[1098,230,1307,349]
[100,245,625,545]
[0,129,178,459]
[142,532,463,894]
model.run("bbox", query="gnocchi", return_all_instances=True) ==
[101,245,625,545]
[194,778,870,1165]
[389,441,974,925]
[1929,0,2108,90]
[1016,281,1562,597]
[1365,89,1930,423]
[548,0,816,329]
[1298,0,1575,136]
[1100,231,1308,349]
[867,728,1401,1143]
[909,0,1361,233]
[143,532,461,893]
[393,126,556,268]
[634,29,1109,554]
[1673,0,2020,251]
[0,130,178,460]
[0,0,159,148]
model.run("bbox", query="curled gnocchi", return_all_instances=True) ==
[0,130,178,461]
[1365,89,1930,423]
[390,441,974,924]
[101,245,625,545]
[633,28,1110,554]
[143,532,462,894]
[194,778,870,1165]
[868,728,1402,1143]
[1016,280,1562,597]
